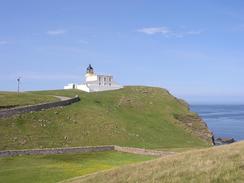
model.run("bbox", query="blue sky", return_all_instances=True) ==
[0,0,244,104]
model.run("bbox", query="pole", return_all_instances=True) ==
[17,77,21,94]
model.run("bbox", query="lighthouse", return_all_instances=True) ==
[64,65,123,92]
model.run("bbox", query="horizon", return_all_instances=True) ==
[1,0,244,104]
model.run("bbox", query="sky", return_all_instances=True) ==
[0,0,244,104]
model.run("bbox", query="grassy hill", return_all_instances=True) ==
[65,141,244,183]
[0,86,212,150]
[0,92,58,109]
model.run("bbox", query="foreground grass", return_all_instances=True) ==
[0,92,58,109]
[0,86,210,150]
[0,151,154,183]
[66,141,244,183]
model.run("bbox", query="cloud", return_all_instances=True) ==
[185,30,203,35]
[0,40,9,45]
[137,27,170,35]
[47,29,67,35]
[137,26,203,38]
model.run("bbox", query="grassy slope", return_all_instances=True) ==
[0,151,154,183]
[0,92,58,109]
[66,141,244,183]
[0,86,210,150]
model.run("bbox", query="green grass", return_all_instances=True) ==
[0,92,58,109]
[0,151,154,183]
[0,86,211,150]
[66,141,244,183]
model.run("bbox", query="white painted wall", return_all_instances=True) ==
[64,83,75,89]
[76,84,90,92]
[85,74,98,82]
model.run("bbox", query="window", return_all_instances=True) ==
[104,78,106,81]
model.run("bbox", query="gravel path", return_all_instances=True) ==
[53,96,72,101]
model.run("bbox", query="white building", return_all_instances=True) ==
[64,64,123,92]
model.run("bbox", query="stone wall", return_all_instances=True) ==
[0,96,80,118]
[0,145,175,157]
[0,145,114,157]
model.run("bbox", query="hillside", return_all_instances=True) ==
[64,141,244,183]
[0,86,212,150]
[0,92,58,109]
[0,151,154,183]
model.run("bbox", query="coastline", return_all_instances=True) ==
[190,105,244,145]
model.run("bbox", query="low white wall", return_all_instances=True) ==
[76,84,90,92]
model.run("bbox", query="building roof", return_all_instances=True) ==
[87,64,93,71]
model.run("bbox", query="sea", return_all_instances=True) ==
[190,105,244,141]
